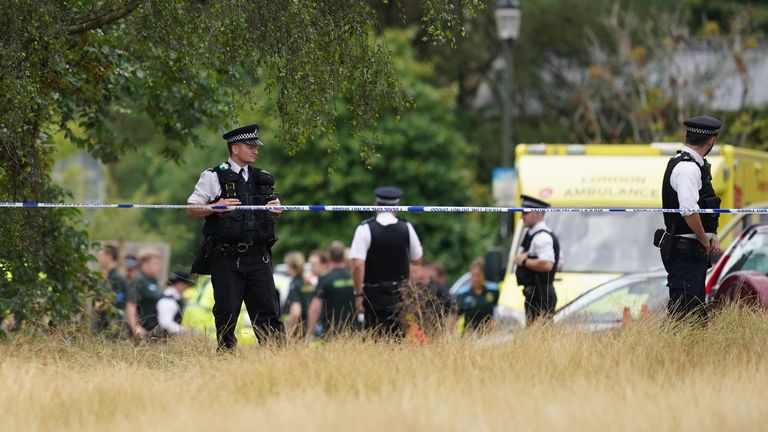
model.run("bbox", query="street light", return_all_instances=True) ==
[495,0,522,246]
[495,0,521,169]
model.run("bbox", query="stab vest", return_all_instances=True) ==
[515,229,560,288]
[661,151,720,234]
[363,218,411,284]
[162,294,183,325]
[202,162,277,245]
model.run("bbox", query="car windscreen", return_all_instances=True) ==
[719,228,768,282]
[560,277,668,323]
[536,212,664,273]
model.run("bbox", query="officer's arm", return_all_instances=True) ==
[683,214,710,248]
[523,258,554,273]
[186,199,240,218]
[305,297,323,339]
[125,301,145,336]
[351,259,365,295]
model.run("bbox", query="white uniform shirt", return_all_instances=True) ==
[669,147,715,238]
[670,147,704,217]
[187,158,249,204]
[156,288,182,334]
[523,221,556,263]
[349,213,423,261]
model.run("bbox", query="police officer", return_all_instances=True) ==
[660,116,722,322]
[187,124,285,350]
[149,271,194,339]
[350,186,423,337]
[514,195,560,324]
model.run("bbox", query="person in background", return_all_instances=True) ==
[124,254,140,281]
[410,262,457,334]
[95,245,143,338]
[284,251,315,338]
[149,271,195,339]
[306,241,355,338]
[456,259,499,331]
[514,195,560,324]
[134,248,164,332]
[307,249,329,286]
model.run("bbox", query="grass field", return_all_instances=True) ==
[1,308,768,432]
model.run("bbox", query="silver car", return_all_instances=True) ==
[554,272,668,332]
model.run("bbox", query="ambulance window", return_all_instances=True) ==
[544,212,664,273]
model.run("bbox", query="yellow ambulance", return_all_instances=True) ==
[497,143,768,326]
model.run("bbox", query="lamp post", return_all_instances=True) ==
[496,0,522,170]
[495,0,522,245]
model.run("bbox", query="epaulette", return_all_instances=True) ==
[213,161,231,172]
[674,151,695,162]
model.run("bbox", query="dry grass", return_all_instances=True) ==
[2,307,768,432]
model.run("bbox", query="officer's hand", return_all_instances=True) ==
[133,326,147,338]
[212,198,240,213]
[708,236,720,256]
[514,252,528,266]
[267,199,283,216]
[355,296,365,314]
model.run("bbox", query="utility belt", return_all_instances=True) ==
[214,240,269,257]
[654,229,709,262]
[363,281,401,291]
[363,281,402,309]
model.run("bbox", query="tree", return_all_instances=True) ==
[97,29,495,278]
[0,0,481,324]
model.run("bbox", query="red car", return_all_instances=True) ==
[707,224,768,309]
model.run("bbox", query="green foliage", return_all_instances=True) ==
[0,1,480,325]
[98,29,494,279]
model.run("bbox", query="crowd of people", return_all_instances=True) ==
[280,242,498,340]
[92,245,194,340]
[89,241,502,343]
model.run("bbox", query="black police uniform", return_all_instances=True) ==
[358,187,416,337]
[190,124,284,349]
[515,195,560,323]
[659,116,722,321]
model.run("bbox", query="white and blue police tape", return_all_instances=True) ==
[1,202,768,214]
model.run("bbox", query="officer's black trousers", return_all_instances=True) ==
[362,284,403,339]
[523,284,557,325]
[210,251,284,350]
[662,250,708,322]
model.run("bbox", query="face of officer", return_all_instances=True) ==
[521,211,544,228]
[230,141,260,166]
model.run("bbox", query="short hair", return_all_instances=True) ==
[309,249,328,264]
[284,251,305,274]
[470,258,484,272]
[431,261,446,278]
[101,245,118,262]
[138,248,161,263]
[685,132,713,147]
[328,241,346,263]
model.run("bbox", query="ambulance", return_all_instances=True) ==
[496,143,768,326]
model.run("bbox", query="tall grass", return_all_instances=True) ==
[1,306,767,431]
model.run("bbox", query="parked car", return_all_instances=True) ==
[553,272,668,332]
[707,224,768,309]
